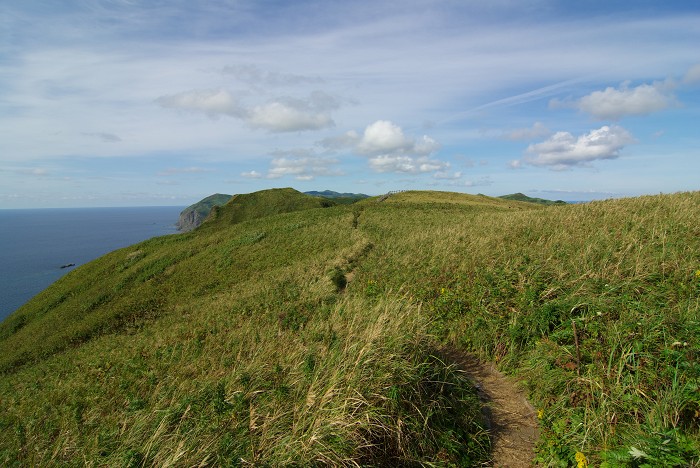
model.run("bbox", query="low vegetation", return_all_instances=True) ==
[1,188,698,466]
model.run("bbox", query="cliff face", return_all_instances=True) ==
[176,193,232,231]
[175,209,206,232]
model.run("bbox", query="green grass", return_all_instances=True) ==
[1,189,699,466]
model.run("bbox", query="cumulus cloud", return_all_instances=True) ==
[574,82,674,120]
[357,120,413,155]
[322,120,447,175]
[518,125,635,170]
[156,89,338,132]
[359,121,445,174]
[503,122,550,141]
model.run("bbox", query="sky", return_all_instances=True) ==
[1,0,699,208]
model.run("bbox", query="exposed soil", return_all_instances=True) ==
[444,350,540,467]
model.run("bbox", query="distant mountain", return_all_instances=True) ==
[176,193,232,231]
[499,193,566,206]
[305,190,370,204]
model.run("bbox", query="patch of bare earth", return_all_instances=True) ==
[445,350,539,467]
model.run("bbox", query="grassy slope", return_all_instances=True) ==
[182,193,232,218]
[203,187,335,228]
[1,190,699,466]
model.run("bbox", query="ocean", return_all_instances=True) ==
[0,206,184,321]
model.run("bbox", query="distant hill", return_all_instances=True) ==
[176,193,232,231]
[201,187,335,228]
[304,190,370,205]
[499,192,566,205]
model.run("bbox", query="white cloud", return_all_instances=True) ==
[575,82,674,120]
[155,89,242,118]
[221,64,324,87]
[433,171,463,180]
[319,130,361,150]
[245,149,343,181]
[157,167,213,176]
[248,102,333,132]
[241,170,264,179]
[19,167,50,176]
[683,63,700,84]
[357,120,413,155]
[503,122,550,141]
[368,155,448,174]
[82,132,122,142]
[519,125,635,169]
[156,89,337,132]
[430,176,492,187]
[328,120,448,175]
[268,155,342,180]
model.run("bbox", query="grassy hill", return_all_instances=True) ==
[304,190,370,205]
[499,192,567,205]
[1,190,698,466]
[201,187,337,228]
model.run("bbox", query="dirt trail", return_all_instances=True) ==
[445,350,540,467]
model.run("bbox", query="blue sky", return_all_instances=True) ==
[1,0,699,208]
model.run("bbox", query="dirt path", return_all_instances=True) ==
[445,350,540,467]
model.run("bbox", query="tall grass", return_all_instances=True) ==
[1,190,698,465]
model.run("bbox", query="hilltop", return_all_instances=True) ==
[499,192,567,205]
[304,190,370,205]
[200,187,336,228]
[177,190,369,231]
[1,189,698,466]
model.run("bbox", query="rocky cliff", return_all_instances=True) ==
[176,193,232,231]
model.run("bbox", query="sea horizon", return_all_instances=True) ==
[0,205,185,321]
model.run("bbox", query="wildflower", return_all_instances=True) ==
[575,451,588,468]
[537,409,544,420]
[440,287,446,295]
[695,269,700,279]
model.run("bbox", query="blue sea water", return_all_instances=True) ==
[0,206,184,321]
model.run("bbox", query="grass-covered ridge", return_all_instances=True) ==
[499,192,567,205]
[201,187,336,228]
[1,189,698,466]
